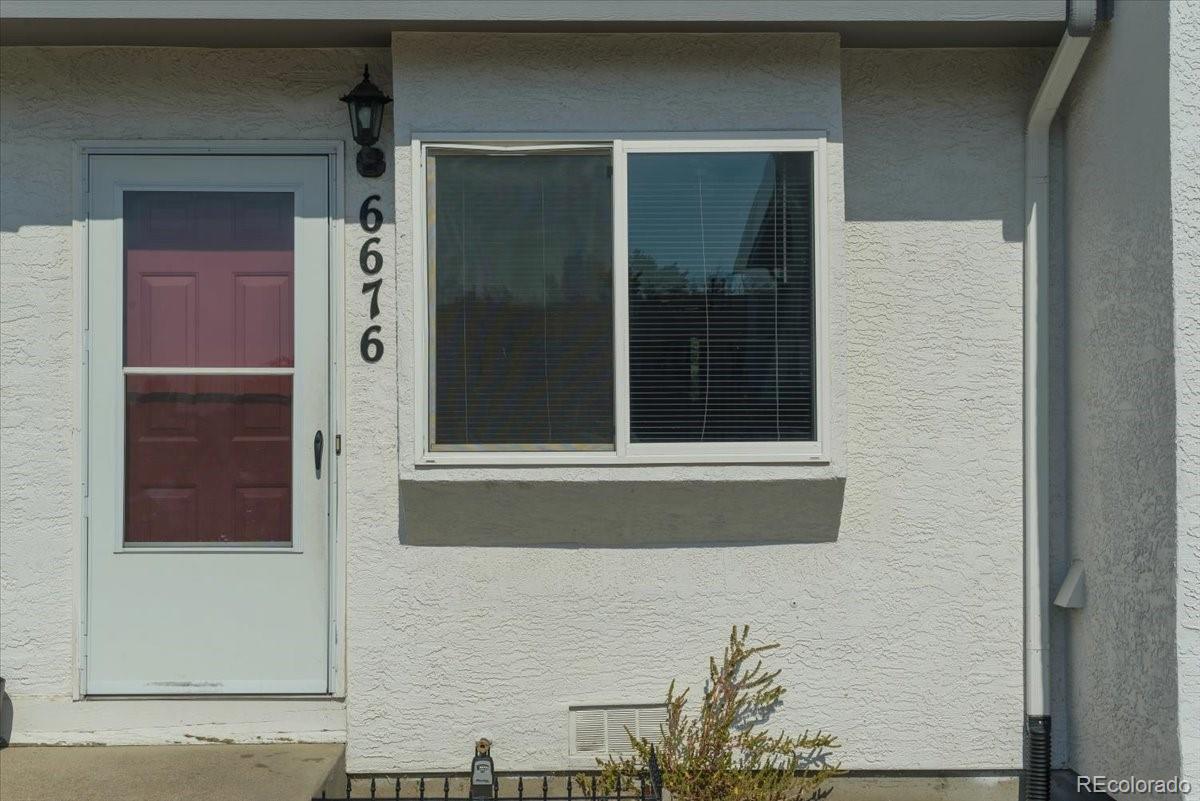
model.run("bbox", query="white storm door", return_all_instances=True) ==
[85,154,332,694]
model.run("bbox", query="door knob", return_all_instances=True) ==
[314,430,324,478]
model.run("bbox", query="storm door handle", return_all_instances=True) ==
[314,430,324,478]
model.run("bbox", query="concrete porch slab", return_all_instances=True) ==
[0,743,343,801]
[0,747,1111,801]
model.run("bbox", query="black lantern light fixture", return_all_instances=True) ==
[341,64,392,178]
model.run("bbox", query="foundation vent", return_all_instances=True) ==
[569,705,668,757]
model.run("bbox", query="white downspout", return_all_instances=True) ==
[1023,28,1092,801]
[1025,29,1091,720]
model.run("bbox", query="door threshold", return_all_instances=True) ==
[6,694,347,746]
[82,694,343,701]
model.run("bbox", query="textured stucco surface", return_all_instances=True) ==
[340,33,1047,772]
[1048,115,1072,766]
[0,37,1053,771]
[0,46,395,737]
[1059,2,1182,797]
[1171,1,1200,797]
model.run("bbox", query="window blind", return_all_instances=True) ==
[430,152,614,448]
[627,151,815,443]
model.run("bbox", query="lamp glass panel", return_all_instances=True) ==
[368,104,385,143]
[356,103,373,134]
[346,105,363,143]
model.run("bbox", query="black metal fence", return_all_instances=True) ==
[317,749,663,801]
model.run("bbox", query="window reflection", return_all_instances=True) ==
[431,152,614,448]
[628,152,815,443]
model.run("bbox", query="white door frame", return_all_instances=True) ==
[73,140,346,698]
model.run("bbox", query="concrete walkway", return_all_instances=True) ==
[0,746,1109,801]
[0,743,343,801]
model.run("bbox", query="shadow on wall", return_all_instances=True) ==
[840,48,1049,242]
[399,479,845,547]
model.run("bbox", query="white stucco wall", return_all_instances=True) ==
[0,35,1052,771]
[1060,1,1182,797]
[343,32,1046,773]
[1170,1,1200,797]
[0,46,396,741]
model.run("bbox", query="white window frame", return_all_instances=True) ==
[412,132,830,466]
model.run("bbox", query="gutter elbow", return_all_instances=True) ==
[1067,0,1114,37]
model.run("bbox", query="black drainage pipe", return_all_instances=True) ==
[1024,715,1051,801]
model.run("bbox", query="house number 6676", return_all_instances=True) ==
[358,195,384,363]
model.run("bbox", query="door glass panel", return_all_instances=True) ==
[124,191,294,368]
[124,375,293,544]
[123,191,295,545]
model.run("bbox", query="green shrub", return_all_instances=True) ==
[589,626,842,801]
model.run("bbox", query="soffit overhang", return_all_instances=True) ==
[1,1,1066,48]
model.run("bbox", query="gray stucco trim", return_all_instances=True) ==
[1170,2,1200,796]
[1058,0,1183,791]
[0,0,1067,47]
[0,0,1069,22]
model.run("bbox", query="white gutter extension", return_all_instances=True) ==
[1024,26,1089,718]
[1023,0,1105,795]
